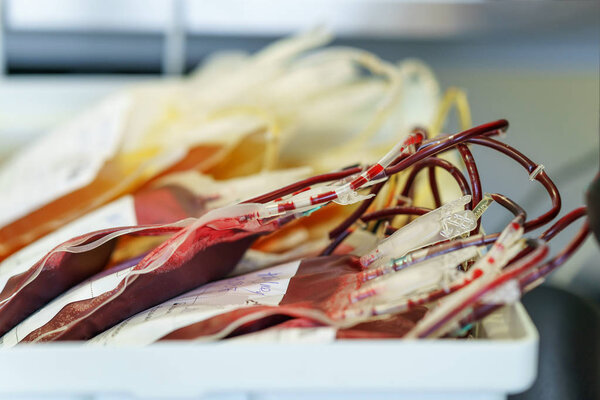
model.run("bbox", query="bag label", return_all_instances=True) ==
[0,94,132,227]
[88,260,301,346]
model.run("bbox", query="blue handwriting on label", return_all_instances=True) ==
[244,271,281,296]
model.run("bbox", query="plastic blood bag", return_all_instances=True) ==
[0,221,188,337]
[0,203,281,344]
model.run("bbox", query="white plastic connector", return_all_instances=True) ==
[528,164,545,181]
[481,279,521,305]
[359,196,475,268]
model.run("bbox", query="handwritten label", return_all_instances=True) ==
[87,260,301,346]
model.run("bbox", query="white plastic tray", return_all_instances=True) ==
[0,302,537,400]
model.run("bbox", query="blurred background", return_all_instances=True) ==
[0,1,598,398]
[0,0,597,300]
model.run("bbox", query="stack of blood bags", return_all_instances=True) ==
[0,33,592,346]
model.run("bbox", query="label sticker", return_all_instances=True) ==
[0,94,132,227]
[88,260,301,346]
